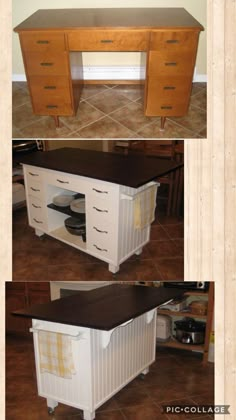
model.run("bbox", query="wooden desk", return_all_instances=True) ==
[14,8,204,128]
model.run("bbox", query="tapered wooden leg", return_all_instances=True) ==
[160,117,166,130]
[53,115,60,127]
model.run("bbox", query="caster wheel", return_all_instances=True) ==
[48,407,55,415]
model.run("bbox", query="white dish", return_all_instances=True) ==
[70,198,86,213]
[53,195,74,207]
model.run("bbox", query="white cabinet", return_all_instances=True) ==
[23,164,159,273]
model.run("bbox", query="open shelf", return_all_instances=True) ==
[157,338,204,352]
[157,308,207,320]
[49,226,87,250]
[47,203,86,223]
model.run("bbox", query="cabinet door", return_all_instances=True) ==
[6,283,28,333]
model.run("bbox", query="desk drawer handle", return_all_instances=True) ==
[166,40,179,44]
[37,40,49,44]
[40,62,54,66]
[29,172,39,176]
[30,187,40,192]
[93,244,108,252]
[32,203,41,209]
[44,86,56,90]
[100,39,114,43]
[92,188,108,194]
[93,206,108,213]
[56,179,69,184]
[33,218,43,224]
[165,62,177,66]
[161,106,173,110]
[46,105,58,109]
[93,226,108,234]
[164,86,176,90]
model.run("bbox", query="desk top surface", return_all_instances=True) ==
[13,284,185,330]
[20,147,182,188]
[14,8,203,32]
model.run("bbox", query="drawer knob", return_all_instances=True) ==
[93,206,108,213]
[32,203,41,209]
[30,187,40,192]
[92,188,108,194]
[161,106,173,110]
[93,244,108,252]
[37,40,50,44]
[40,62,54,66]
[46,105,58,109]
[33,218,43,224]
[93,226,108,234]
[166,40,179,44]
[56,179,69,184]
[29,172,39,176]
[100,40,114,43]
[165,62,177,66]
[163,86,176,90]
[44,86,56,90]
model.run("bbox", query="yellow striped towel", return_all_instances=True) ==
[38,331,76,379]
[134,185,157,229]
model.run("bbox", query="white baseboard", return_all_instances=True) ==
[12,66,207,82]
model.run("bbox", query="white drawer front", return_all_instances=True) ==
[88,181,117,201]
[24,165,42,182]
[87,197,114,226]
[28,199,47,230]
[46,171,86,193]
[27,179,44,199]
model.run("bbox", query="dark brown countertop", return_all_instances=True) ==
[20,148,182,188]
[13,284,186,331]
[14,8,203,32]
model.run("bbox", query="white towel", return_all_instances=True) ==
[134,185,158,229]
[38,331,76,379]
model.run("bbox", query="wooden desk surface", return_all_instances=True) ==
[20,147,182,188]
[13,284,186,330]
[14,8,203,32]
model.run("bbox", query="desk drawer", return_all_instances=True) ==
[147,76,192,102]
[148,51,195,77]
[150,30,199,52]
[68,30,149,51]
[29,76,72,102]
[33,100,74,116]
[25,52,69,76]
[20,32,66,52]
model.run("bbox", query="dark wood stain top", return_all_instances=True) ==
[14,8,203,32]
[20,148,182,188]
[13,284,186,331]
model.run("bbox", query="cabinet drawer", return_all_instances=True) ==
[26,179,44,199]
[148,51,195,77]
[68,30,149,51]
[25,52,69,76]
[33,100,74,116]
[145,97,189,117]
[87,197,114,224]
[87,231,114,260]
[147,76,192,102]
[150,30,199,52]
[29,76,72,102]
[88,182,117,201]
[24,166,42,182]
[46,171,80,192]
[20,31,66,52]
[28,196,45,219]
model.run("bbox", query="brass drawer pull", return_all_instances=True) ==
[30,187,40,192]
[46,105,58,109]
[166,40,179,44]
[93,206,108,213]
[163,86,176,90]
[40,62,54,66]
[93,244,108,252]
[33,218,43,224]
[37,40,49,44]
[44,86,56,90]
[165,62,177,66]
[92,188,108,194]
[93,226,108,234]
[100,39,114,43]
[29,172,39,176]
[32,203,41,209]
[161,106,173,110]
[56,179,69,184]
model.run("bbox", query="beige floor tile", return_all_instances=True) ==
[109,101,157,132]
[87,89,131,114]
[60,101,105,131]
[77,115,135,138]
[19,116,74,138]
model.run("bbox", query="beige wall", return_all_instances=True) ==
[12,0,207,78]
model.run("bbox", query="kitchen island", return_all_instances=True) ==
[13,284,184,420]
[20,148,182,273]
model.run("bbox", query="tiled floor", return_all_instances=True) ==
[6,334,214,419]
[13,198,184,281]
[12,82,206,139]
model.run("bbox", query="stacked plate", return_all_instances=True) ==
[53,194,74,207]
[64,217,86,242]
